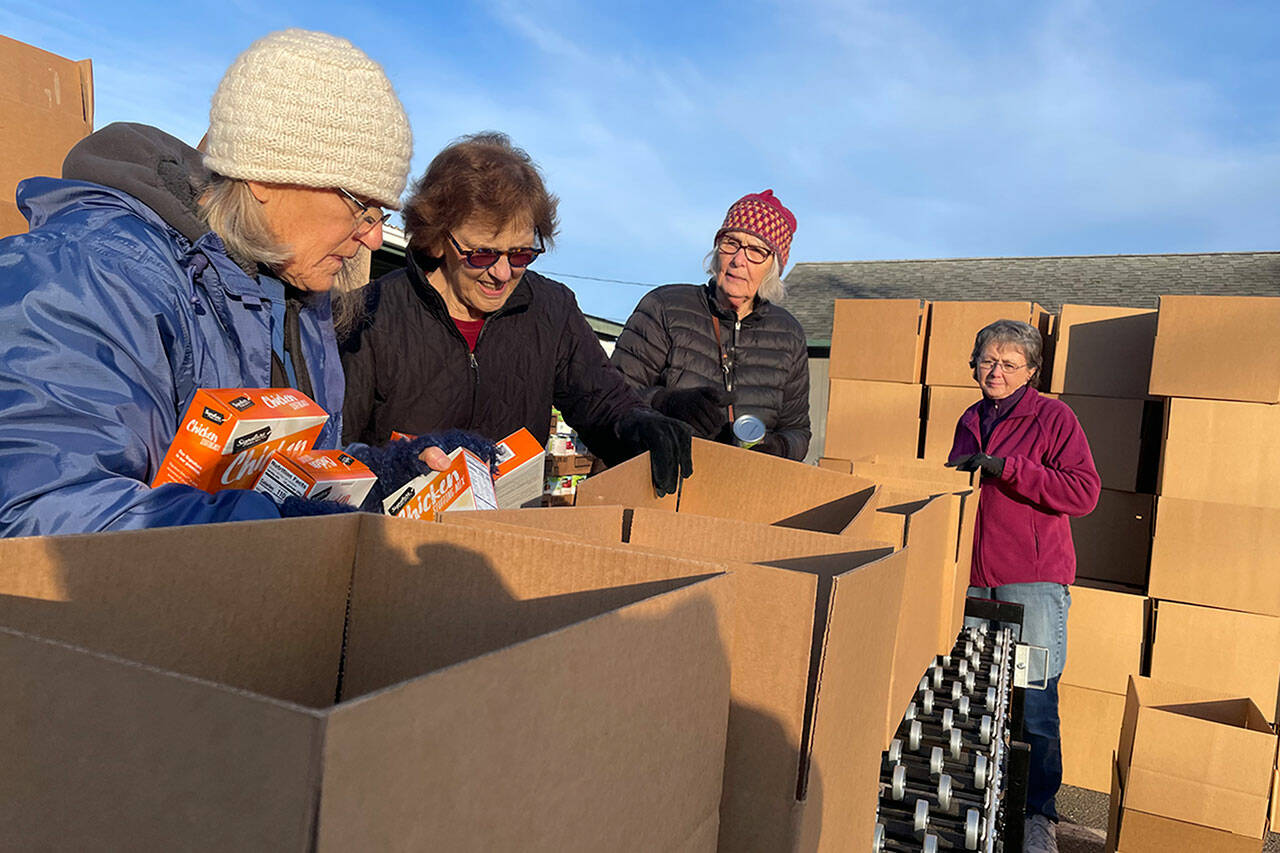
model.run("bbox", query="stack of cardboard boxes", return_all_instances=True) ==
[1138,294,1280,843]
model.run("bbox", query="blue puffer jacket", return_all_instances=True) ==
[0,125,345,536]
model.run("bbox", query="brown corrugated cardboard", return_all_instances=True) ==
[578,438,881,534]
[1050,305,1158,398]
[1149,497,1280,617]
[439,504,922,851]
[1070,489,1153,590]
[0,517,733,851]
[1149,295,1280,403]
[1111,676,1276,848]
[823,379,923,462]
[1271,760,1279,835]
[1108,758,1265,853]
[1059,395,1159,492]
[0,36,94,239]
[1160,397,1280,509]
[1062,584,1146,695]
[1149,601,1280,724]
[922,385,982,461]
[1061,685,1125,792]
[924,300,1051,388]
[828,298,927,383]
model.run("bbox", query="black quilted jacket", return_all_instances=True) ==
[340,256,643,462]
[611,282,811,460]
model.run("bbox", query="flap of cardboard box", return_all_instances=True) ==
[1150,295,1280,403]
[828,298,928,384]
[1050,305,1158,398]
[1117,676,1276,839]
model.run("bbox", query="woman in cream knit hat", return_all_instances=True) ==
[0,29,413,535]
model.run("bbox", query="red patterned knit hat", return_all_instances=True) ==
[715,189,797,272]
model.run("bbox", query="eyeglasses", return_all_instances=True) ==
[716,235,772,265]
[447,232,545,270]
[977,358,1028,373]
[336,187,392,237]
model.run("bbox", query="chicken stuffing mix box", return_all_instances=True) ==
[382,446,497,520]
[0,515,733,851]
[152,388,328,491]
[252,448,376,507]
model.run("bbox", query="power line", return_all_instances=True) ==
[540,270,658,288]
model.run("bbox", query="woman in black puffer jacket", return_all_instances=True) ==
[611,190,811,460]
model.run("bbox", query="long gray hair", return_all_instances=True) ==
[969,319,1043,382]
[200,172,371,335]
[703,248,786,304]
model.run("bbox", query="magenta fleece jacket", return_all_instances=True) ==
[949,387,1101,588]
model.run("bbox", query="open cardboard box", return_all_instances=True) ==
[1108,675,1276,852]
[1149,600,1280,725]
[1060,685,1125,793]
[824,378,923,462]
[1,35,94,238]
[922,385,982,461]
[1149,496,1280,617]
[1159,397,1280,509]
[828,298,928,383]
[1149,295,1280,403]
[1063,583,1147,695]
[1071,489,1154,590]
[440,503,912,852]
[1050,305,1158,398]
[924,300,1053,389]
[0,516,733,851]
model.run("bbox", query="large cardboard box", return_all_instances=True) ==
[1108,676,1276,851]
[1149,496,1280,617]
[922,385,981,461]
[924,300,1051,388]
[578,438,883,534]
[1070,489,1154,590]
[0,36,94,238]
[1060,684,1125,792]
[0,517,733,851]
[441,505,918,852]
[1060,395,1160,492]
[1149,295,1280,403]
[1159,397,1280,509]
[1050,304,1158,398]
[1063,584,1147,695]
[824,379,923,462]
[1150,601,1280,724]
[828,298,927,383]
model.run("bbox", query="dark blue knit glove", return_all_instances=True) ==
[345,429,499,512]
[278,496,360,517]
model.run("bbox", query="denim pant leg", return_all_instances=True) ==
[966,582,1070,821]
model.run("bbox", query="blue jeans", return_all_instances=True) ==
[967,582,1070,822]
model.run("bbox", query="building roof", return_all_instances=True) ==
[783,251,1280,345]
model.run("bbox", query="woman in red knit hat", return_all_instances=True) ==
[611,190,811,459]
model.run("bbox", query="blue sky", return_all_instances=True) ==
[4,1,1279,321]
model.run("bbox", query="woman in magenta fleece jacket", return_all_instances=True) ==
[947,319,1100,853]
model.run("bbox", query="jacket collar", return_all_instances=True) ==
[960,385,1044,434]
[703,279,770,325]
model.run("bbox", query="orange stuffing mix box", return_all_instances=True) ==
[382,447,497,520]
[494,428,546,509]
[152,389,328,492]
[253,449,375,507]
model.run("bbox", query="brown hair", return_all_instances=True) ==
[402,131,558,260]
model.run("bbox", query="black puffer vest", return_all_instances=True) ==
[611,282,811,460]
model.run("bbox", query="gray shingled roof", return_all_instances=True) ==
[784,251,1280,345]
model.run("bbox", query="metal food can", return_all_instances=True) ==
[732,414,766,448]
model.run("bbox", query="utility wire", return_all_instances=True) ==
[540,270,658,288]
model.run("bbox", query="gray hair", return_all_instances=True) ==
[199,173,289,267]
[703,248,786,304]
[200,173,372,338]
[970,319,1043,380]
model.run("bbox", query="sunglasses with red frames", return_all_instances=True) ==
[448,232,545,270]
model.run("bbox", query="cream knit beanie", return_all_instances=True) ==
[204,29,412,210]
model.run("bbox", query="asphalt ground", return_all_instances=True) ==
[1055,784,1280,852]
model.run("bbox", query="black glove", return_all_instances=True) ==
[947,452,1005,478]
[749,432,788,458]
[616,408,694,498]
[651,386,736,437]
[278,496,359,517]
